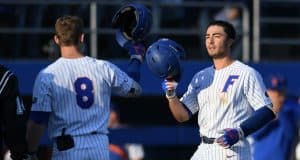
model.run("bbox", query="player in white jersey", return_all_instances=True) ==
[162,21,277,160]
[25,15,144,160]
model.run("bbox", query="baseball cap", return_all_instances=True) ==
[264,74,287,91]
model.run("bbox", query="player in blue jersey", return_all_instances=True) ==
[161,20,276,160]
[25,15,144,160]
[251,74,300,160]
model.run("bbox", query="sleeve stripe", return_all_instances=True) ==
[0,71,13,94]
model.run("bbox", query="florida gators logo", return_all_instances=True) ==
[222,75,239,92]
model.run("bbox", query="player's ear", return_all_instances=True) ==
[227,38,234,47]
[54,35,60,45]
[80,34,84,43]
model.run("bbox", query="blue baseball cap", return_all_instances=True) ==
[264,74,287,91]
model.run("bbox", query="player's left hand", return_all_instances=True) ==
[216,128,244,148]
[125,42,145,63]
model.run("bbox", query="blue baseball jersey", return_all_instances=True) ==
[31,56,134,138]
[181,60,272,160]
[252,102,300,160]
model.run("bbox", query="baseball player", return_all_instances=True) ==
[26,15,145,160]
[251,74,300,160]
[160,21,276,160]
[0,65,29,160]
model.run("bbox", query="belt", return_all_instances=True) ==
[201,136,216,144]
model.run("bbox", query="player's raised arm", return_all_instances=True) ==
[145,38,192,122]
[162,79,191,122]
[123,42,145,97]
[112,3,152,97]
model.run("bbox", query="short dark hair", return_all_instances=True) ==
[55,15,84,46]
[207,20,236,40]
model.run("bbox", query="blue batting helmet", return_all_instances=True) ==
[112,3,152,47]
[145,38,185,81]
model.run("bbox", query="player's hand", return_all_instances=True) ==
[125,42,145,63]
[161,78,178,99]
[216,128,244,149]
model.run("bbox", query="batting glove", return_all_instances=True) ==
[161,79,178,99]
[216,127,244,148]
[125,42,146,63]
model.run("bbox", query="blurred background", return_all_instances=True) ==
[0,0,300,160]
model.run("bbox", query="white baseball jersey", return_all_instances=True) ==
[181,60,272,160]
[31,56,134,160]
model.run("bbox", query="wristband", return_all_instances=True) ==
[166,90,176,99]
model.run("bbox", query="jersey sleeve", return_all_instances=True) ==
[244,69,272,110]
[31,71,52,112]
[103,62,133,96]
[180,74,200,114]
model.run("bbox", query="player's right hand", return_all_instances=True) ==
[125,42,146,63]
[161,79,178,99]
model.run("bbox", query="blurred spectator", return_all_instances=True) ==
[214,4,242,60]
[214,5,241,33]
[251,74,300,160]
[109,103,145,160]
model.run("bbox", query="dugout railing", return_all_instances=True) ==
[253,0,300,62]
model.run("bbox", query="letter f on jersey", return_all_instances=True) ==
[222,75,239,92]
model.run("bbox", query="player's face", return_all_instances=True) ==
[205,25,230,59]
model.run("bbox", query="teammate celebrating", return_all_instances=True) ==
[161,21,276,159]
[251,74,300,160]
[0,65,28,160]
[26,15,144,160]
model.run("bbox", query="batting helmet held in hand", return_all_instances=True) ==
[146,38,185,81]
[112,3,152,48]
